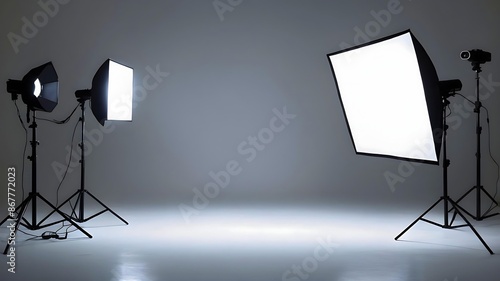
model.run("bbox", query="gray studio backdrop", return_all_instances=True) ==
[1,0,499,217]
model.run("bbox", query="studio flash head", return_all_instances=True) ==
[460,49,491,64]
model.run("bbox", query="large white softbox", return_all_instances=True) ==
[328,30,442,164]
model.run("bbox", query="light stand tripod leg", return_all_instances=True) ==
[0,193,31,226]
[36,194,93,238]
[449,207,459,225]
[2,197,30,255]
[58,99,127,225]
[64,190,128,225]
[80,190,128,224]
[395,197,493,254]
[454,63,499,220]
[1,192,93,255]
[55,189,83,219]
[395,198,443,240]
[478,186,499,218]
[482,187,499,204]
[454,186,474,205]
[448,186,499,219]
[2,110,91,255]
[396,86,493,254]
[448,198,493,254]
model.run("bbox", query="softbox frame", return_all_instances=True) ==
[9,61,59,112]
[90,59,133,126]
[327,30,442,164]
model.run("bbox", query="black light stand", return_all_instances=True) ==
[454,56,499,220]
[1,109,93,255]
[395,81,493,254]
[56,94,128,225]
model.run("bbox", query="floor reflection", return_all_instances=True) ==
[0,205,499,281]
[111,253,152,281]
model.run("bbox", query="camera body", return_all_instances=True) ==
[460,49,491,64]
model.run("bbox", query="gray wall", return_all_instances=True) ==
[1,0,500,219]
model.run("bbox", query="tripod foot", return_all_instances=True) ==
[396,197,494,254]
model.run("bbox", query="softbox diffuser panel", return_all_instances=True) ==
[328,30,442,164]
[91,59,133,126]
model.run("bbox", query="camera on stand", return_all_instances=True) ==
[460,49,491,64]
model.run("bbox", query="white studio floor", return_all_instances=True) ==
[1,204,499,281]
